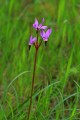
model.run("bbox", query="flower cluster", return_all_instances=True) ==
[29,18,52,49]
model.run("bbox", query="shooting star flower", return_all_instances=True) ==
[33,18,47,31]
[29,36,37,45]
[40,28,52,41]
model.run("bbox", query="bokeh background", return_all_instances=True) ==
[0,0,80,119]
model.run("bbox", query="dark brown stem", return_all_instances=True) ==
[28,48,38,120]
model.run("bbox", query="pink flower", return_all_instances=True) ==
[33,18,47,30]
[29,36,37,45]
[40,29,52,41]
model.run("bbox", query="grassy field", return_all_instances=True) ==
[0,0,80,119]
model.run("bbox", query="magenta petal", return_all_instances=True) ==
[40,28,52,41]
[29,36,32,45]
[33,24,37,29]
[40,26,47,30]
[29,36,37,45]
[40,30,48,41]
[35,19,38,26]
[32,37,37,42]
[40,31,43,38]
[38,24,42,29]
[40,30,45,38]
[46,28,52,38]
[33,18,38,29]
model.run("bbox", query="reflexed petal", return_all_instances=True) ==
[40,31,43,37]
[29,36,37,45]
[40,30,46,38]
[46,28,52,38]
[33,18,38,29]
[33,24,37,29]
[40,26,47,30]
[35,19,38,26]
[29,36,32,45]
[32,37,37,43]
[40,30,48,41]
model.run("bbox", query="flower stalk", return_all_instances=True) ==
[28,31,39,120]
[28,47,38,120]
[28,18,52,119]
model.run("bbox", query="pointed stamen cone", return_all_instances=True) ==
[45,41,47,46]
[29,45,31,50]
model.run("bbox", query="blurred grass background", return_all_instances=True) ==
[0,0,80,119]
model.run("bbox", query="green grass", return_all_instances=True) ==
[0,0,80,119]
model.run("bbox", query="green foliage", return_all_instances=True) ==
[0,0,80,119]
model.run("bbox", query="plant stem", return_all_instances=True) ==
[28,48,38,120]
